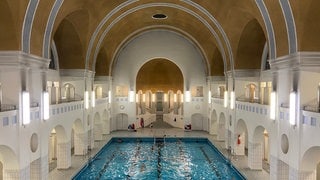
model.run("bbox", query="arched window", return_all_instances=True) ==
[245,83,258,102]
[61,83,75,102]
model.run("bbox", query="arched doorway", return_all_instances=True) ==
[71,129,74,155]
[191,113,203,130]
[135,58,184,126]
[249,126,269,170]
[235,119,248,156]
[48,125,70,171]
[136,59,183,93]
[210,110,218,135]
[0,145,20,179]
[116,113,128,130]
[301,146,320,179]
[48,129,57,171]
[217,113,226,141]
[94,112,103,141]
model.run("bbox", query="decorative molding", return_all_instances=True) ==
[94,76,112,82]
[50,41,59,70]
[270,52,320,72]
[0,51,50,69]
[43,0,64,58]
[181,0,233,73]
[255,0,276,59]
[279,0,297,54]
[209,76,225,82]
[226,69,260,79]
[59,69,95,79]
[22,0,39,53]
[90,3,227,77]
[85,0,139,69]
[110,27,209,76]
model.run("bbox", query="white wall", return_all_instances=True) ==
[300,71,320,105]
[112,29,207,127]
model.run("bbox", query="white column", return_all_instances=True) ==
[289,167,316,180]
[248,141,263,170]
[30,156,48,180]
[74,132,88,155]
[270,155,289,180]
[87,129,94,149]
[57,141,71,169]
[94,123,103,141]
[3,166,29,180]
[3,169,20,180]
[30,158,41,180]
[217,123,225,141]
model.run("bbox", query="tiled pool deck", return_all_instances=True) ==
[49,128,269,180]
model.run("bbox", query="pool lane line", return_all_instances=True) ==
[127,140,142,177]
[156,137,165,179]
[95,151,117,180]
[177,140,191,179]
[199,146,221,178]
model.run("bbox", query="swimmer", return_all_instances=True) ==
[140,163,146,172]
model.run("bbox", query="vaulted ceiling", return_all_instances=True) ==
[1,0,320,77]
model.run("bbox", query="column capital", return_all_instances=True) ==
[0,51,50,70]
[270,52,320,72]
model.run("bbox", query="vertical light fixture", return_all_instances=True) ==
[289,91,296,125]
[129,91,135,102]
[164,93,168,102]
[135,93,139,103]
[224,91,228,108]
[91,91,95,107]
[270,91,276,120]
[152,93,156,102]
[208,91,212,103]
[108,90,111,103]
[22,91,30,124]
[43,91,50,120]
[230,91,235,109]
[84,91,89,109]
[185,91,191,102]
[174,94,177,102]
[142,94,146,102]
[181,94,184,103]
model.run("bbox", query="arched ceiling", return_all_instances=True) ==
[136,58,183,92]
[1,0,319,76]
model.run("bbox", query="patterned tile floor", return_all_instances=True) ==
[49,128,270,180]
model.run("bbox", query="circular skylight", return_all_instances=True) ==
[152,14,167,19]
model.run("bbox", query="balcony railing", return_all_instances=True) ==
[303,105,320,113]
[57,96,83,104]
[236,95,260,104]
[0,104,17,112]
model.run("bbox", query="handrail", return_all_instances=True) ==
[0,104,17,112]
[236,96,260,104]
[303,105,320,113]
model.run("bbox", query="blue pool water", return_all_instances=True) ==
[73,138,246,180]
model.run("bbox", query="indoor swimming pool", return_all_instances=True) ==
[73,137,246,179]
